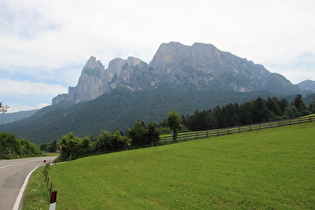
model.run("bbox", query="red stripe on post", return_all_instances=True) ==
[50,191,57,204]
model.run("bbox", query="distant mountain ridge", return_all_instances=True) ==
[0,110,38,125]
[53,42,300,104]
[296,80,315,92]
[1,87,278,144]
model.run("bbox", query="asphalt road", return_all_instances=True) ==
[0,156,57,210]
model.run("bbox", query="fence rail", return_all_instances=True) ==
[43,162,54,195]
[160,115,315,144]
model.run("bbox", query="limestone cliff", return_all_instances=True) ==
[52,42,300,104]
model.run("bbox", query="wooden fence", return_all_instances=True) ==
[160,115,315,144]
[43,162,54,195]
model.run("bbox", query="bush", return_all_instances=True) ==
[0,132,41,159]
[127,121,160,146]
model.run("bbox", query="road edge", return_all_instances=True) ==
[13,166,40,210]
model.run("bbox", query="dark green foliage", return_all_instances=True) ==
[251,97,271,123]
[310,98,315,113]
[183,95,315,131]
[284,106,300,118]
[267,97,282,116]
[20,138,41,155]
[293,94,306,113]
[40,140,57,152]
[239,103,253,125]
[127,121,159,146]
[184,110,217,131]
[0,87,277,144]
[59,130,130,161]
[96,130,129,153]
[1,85,314,145]
[0,132,41,159]
[0,132,20,156]
[59,132,83,161]
[166,111,182,141]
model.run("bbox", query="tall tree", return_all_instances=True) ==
[166,111,182,141]
[146,122,160,144]
[267,97,282,116]
[239,102,253,125]
[127,121,147,146]
[293,94,306,114]
[127,121,159,146]
[251,97,271,123]
[59,132,81,161]
[279,98,289,113]
[311,98,315,113]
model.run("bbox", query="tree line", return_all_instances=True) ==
[57,122,157,161]
[2,94,314,161]
[182,95,315,131]
[56,112,183,161]
[48,94,315,162]
[0,132,41,159]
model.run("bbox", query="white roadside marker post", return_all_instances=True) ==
[49,191,57,210]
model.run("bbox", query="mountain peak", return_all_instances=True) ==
[296,80,315,92]
[52,42,301,105]
[83,56,104,71]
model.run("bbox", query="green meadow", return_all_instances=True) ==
[34,122,315,209]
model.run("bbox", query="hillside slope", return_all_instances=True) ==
[296,79,315,92]
[0,87,274,144]
[0,109,38,125]
[47,122,315,209]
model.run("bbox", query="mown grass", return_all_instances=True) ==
[31,122,315,209]
[22,167,50,210]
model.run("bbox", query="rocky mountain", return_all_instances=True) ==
[296,80,315,92]
[52,42,300,104]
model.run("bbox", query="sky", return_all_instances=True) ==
[1,0,315,113]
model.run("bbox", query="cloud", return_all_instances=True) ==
[0,78,67,112]
[0,0,315,111]
[0,78,67,96]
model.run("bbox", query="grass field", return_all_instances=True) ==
[32,122,315,209]
[22,166,50,210]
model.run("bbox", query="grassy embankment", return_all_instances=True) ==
[25,122,315,209]
[23,166,51,210]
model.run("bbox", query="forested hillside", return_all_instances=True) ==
[0,87,275,144]
[54,94,315,162]
[0,109,38,125]
[182,94,315,131]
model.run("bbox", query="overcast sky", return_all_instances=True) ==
[1,0,315,113]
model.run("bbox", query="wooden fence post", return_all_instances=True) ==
[50,183,53,194]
